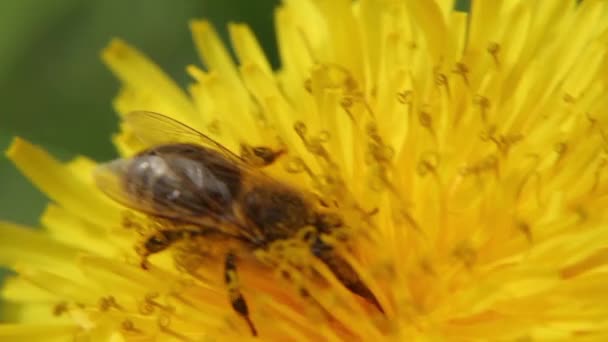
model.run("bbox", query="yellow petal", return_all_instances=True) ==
[0,324,80,342]
[0,221,80,274]
[228,23,273,77]
[41,204,118,257]
[101,39,199,128]
[5,138,121,227]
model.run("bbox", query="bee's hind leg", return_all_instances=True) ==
[225,251,258,336]
[240,144,286,167]
[311,237,384,313]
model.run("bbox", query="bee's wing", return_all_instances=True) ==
[93,158,159,214]
[94,157,256,239]
[124,111,247,166]
[92,157,191,218]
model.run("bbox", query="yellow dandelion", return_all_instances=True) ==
[4,0,608,340]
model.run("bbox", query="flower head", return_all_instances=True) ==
[4,0,608,340]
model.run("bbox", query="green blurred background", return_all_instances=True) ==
[0,0,280,226]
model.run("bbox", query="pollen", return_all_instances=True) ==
[4,0,608,341]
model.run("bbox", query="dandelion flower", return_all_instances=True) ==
[4,0,608,340]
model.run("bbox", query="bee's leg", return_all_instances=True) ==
[240,144,286,167]
[139,229,191,269]
[224,252,257,336]
[311,237,384,313]
[139,230,174,269]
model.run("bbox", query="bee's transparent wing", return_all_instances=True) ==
[123,111,247,166]
[94,156,255,239]
[94,157,209,220]
[93,158,162,217]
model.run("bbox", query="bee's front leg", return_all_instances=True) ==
[224,251,257,336]
[240,144,285,167]
[138,229,189,269]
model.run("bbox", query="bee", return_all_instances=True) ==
[94,111,382,336]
